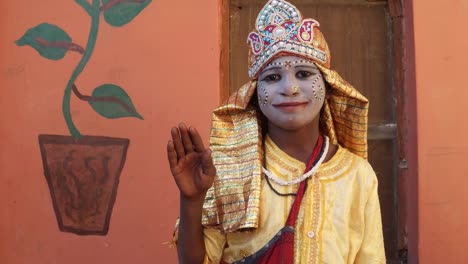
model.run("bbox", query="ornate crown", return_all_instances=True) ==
[247,0,331,78]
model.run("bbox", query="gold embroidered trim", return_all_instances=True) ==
[311,175,321,264]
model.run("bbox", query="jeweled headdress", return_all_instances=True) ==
[202,0,369,232]
[247,0,330,78]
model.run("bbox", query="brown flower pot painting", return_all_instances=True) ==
[16,0,152,235]
[39,135,129,235]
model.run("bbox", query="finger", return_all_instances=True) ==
[189,127,206,152]
[179,123,194,153]
[171,127,185,159]
[201,149,216,177]
[167,140,178,169]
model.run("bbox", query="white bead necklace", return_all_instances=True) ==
[262,136,329,186]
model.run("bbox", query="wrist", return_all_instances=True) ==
[180,193,206,205]
[179,194,206,224]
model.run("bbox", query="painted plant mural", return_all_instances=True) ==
[16,0,151,235]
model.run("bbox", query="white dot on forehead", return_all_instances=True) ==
[263,58,316,71]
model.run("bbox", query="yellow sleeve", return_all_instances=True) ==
[355,170,386,264]
[203,227,227,264]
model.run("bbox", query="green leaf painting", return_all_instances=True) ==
[16,23,72,60]
[16,0,150,138]
[102,0,152,27]
[89,84,143,119]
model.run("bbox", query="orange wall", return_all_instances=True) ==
[4,1,468,263]
[0,1,219,263]
[412,0,468,262]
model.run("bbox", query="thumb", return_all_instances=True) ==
[201,148,216,177]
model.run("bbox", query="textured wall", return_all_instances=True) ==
[0,0,219,263]
[412,0,468,262]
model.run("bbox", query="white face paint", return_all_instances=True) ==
[257,55,326,131]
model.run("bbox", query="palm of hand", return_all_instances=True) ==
[171,151,215,200]
[167,124,216,201]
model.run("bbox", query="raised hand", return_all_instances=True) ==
[167,123,216,201]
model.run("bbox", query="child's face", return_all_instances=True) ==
[257,55,326,131]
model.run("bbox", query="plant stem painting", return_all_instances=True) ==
[16,0,151,235]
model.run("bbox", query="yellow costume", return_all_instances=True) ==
[203,136,385,263]
[171,1,386,263]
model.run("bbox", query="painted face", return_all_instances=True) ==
[257,55,326,131]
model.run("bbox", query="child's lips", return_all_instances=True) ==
[273,101,308,111]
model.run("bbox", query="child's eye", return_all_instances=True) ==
[262,74,281,82]
[296,71,312,79]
